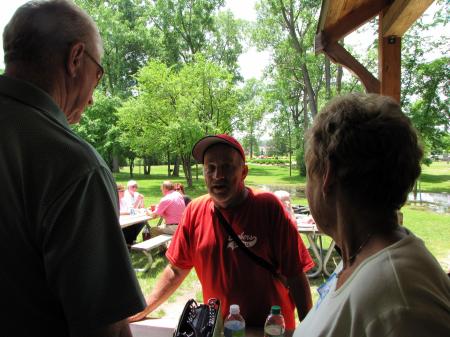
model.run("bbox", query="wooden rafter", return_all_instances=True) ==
[316,0,392,52]
[382,0,434,36]
[315,0,435,102]
[324,42,380,94]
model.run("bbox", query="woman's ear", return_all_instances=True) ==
[322,163,335,197]
[66,42,85,78]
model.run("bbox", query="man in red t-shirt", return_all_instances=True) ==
[129,134,314,332]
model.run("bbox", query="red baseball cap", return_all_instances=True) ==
[192,134,246,163]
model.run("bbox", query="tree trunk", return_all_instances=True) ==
[337,39,344,94]
[143,157,151,175]
[173,155,180,177]
[180,152,193,187]
[112,154,120,173]
[303,90,309,130]
[167,151,171,177]
[301,63,318,118]
[129,158,134,178]
[337,65,343,94]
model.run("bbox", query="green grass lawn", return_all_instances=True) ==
[119,160,449,307]
[419,160,450,193]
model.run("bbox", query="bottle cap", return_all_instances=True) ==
[271,305,281,315]
[230,304,240,315]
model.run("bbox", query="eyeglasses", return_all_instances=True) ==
[130,185,138,189]
[84,50,104,86]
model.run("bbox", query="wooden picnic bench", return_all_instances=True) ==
[131,234,172,272]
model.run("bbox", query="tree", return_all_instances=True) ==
[118,56,238,186]
[400,3,449,159]
[75,0,162,171]
[76,0,161,98]
[145,0,224,64]
[72,92,123,170]
[406,57,450,156]
[255,0,322,117]
[235,79,267,159]
[205,10,245,81]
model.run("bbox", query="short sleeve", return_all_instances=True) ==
[42,168,145,333]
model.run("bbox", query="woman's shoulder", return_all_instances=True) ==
[340,234,448,309]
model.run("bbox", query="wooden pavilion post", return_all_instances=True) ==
[379,11,402,103]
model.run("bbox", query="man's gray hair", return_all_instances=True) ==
[3,0,102,69]
[162,181,174,191]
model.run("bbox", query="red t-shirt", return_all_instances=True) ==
[166,188,314,329]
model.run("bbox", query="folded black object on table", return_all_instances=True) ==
[174,298,221,337]
[292,205,310,215]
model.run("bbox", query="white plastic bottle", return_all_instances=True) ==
[264,305,285,337]
[223,304,245,337]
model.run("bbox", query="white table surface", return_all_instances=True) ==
[297,215,338,277]
[119,214,151,228]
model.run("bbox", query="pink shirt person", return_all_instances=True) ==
[155,185,186,225]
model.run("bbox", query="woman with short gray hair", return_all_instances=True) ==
[294,93,450,337]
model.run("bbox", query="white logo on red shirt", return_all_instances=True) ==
[227,232,258,250]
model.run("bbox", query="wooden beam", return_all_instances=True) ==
[316,0,392,52]
[382,0,434,37]
[324,42,380,94]
[379,13,402,102]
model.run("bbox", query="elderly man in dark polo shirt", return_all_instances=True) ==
[0,1,144,336]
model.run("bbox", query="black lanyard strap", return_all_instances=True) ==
[214,206,289,289]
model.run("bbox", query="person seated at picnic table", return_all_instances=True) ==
[123,179,145,210]
[148,180,186,236]
[274,190,296,221]
[118,182,146,246]
[174,182,192,206]
[294,93,450,337]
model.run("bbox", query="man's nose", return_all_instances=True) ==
[213,166,225,179]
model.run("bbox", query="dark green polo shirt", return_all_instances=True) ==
[0,75,145,336]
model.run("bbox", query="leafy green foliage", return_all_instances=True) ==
[117,56,238,186]
[235,79,267,158]
[400,3,450,157]
[247,157,289,165]
[75,0,161,98]
[145,0,224,63]
[72,92,123,168]
[405,57,449,156]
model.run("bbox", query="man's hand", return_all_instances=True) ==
[128,308,150,323]
[128,264,191,323]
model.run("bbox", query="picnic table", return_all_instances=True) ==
[119,214,151,228]
[120,214,172,272]
[297,214,339,278]
[130,320,293,337]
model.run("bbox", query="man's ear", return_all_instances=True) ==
[242,164,249,181]
[66,42,85,78]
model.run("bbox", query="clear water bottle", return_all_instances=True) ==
[142,225,151,241]
[223,304,245,337]
[264,305,285,337]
